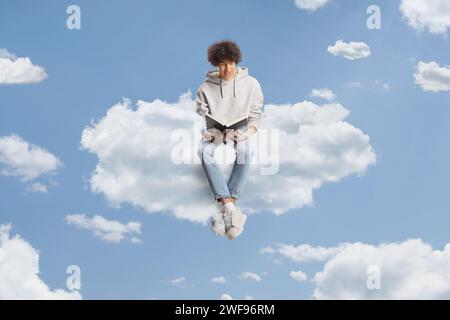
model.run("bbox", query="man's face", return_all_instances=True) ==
[218,60,236,80]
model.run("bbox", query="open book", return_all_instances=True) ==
[205,113,248,131]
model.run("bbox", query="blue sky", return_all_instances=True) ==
[1,0,450,299]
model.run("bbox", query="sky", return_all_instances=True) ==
[1,0,450,300]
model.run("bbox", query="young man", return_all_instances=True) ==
[195,40,264,240]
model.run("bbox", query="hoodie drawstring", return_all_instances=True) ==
[218,69,238,99]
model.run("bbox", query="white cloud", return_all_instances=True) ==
[414,61,450,92]
[220,293,233,300]
[211,276,226,284]
[170,276,187,287]
[345,80,391,92]
[244,295,254,300]
[26,182,48,193]
[273,239,450,299]
[278,243,349,262]
[0,48,47,84]
[259,246,275,254]
[309,88,336,101]
[0,224,81,299]
[0,48,16,59]
[0,134,62,186]
[65,214,142,244]
[345,81,363,89]
[328,40,371,60]
[400,0,450,35]
[294,0,331,12]
[290,270,308,282]
[312,239,450,299]
[239,271,262,282]
[80,91,375,224]
[130,237,142,244]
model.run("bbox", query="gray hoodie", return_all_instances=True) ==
[195,66,264,131]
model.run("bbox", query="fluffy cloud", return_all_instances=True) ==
[345,80,391,91]
[309,88,336,101]
[239,271,262,282]
[0,134,62,189]
[273,239,450,299]
[65,214,142,244]
[80,91,375,224]
[0,48,16,59]
[277,243,349,262]
[328,40,371,60]
[211,276,226,284]
[400,0,450,34]
[345,81,363,89]
[0,224,81,299]
[294,0,331,12]
[259,246,275,254]
[26,182,48,193]
[290,270,308,282]
[0,48,47,84]
[414,61,450,92]
[170,276,187,287]
[314,239,450,299]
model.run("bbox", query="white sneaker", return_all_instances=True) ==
[223,203,247,240]
[210,208,226,237]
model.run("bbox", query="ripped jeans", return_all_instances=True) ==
[198,131,253,202]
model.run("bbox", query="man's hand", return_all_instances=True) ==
[229,126,257,143]
[202,128,224,143]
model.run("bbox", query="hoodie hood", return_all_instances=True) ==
[204,66,249,99]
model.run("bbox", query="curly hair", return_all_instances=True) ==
[207,40,242,66]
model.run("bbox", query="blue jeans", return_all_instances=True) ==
[199,135,253,202]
